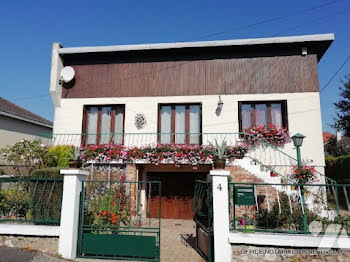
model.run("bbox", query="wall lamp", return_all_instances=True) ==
[217,96,224,110]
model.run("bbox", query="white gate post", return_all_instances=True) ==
[210,170,231,262]
[58,169,89,260]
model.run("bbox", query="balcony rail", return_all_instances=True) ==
[37,132,335,184]
[0,177,63,225]
[229,182,350,235]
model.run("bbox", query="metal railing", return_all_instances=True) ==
[229,182,350,235]
[37,132,335,184]
[0,177,63,224]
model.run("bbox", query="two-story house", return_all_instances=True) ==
[49,33,333,219]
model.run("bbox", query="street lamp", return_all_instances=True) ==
[291,133,305,168]
[291,133,308,232]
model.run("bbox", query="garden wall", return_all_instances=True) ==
[0,235,58,255]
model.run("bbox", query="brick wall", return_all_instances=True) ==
[226,165,278,219]
[127,164,137,210]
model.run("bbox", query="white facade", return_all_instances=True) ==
[53,91,325,167]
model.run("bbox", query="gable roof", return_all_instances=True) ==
[0,97,53,128]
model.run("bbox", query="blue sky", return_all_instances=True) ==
[0,0,349,134]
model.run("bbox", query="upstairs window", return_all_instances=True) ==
[239,101,288,131]
[82,105,125,145]
[158,104,201,144]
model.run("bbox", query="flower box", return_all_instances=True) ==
[243,124,290,147]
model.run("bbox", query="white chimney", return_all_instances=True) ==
[336,131,342,141]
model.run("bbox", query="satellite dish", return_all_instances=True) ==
[60,66,75,83]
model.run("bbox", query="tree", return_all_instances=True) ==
[333,74,350,136]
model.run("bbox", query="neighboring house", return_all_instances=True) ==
[0,97,53,148]
[323,131,335,145]
[324,130,350,156]
[50,33,333,219]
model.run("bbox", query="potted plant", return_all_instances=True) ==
[290,165,316,184]
[68,147,82,169]
[209,139,227,169]
[244,215,255,232]
[270,171,278,177]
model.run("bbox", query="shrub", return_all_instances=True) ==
[87,182,137,227]
[0,186,31,219]
[31,167,62,179]
[255,193,303,231]
[325,137,350,156]
[325,154,350,181]
[29,167,63,223]
[0,139,50,176]
[46,145,73,168]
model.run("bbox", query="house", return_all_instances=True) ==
[323,131,335,145]
[49,33,334,219]
[0,97,53,148]
[324,130,350,156]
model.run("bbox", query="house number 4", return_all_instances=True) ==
[217,184,222,191]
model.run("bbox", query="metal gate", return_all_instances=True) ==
[77,180,161,261]
[192,179,213,262]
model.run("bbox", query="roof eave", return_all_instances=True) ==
[0,111,53,129]
[58,33,334,60]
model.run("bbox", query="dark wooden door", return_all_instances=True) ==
[148,172,207,219]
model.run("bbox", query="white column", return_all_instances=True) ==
[210,170,231,262]
[58,169,89,260]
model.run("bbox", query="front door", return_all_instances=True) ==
[148,172,206,219]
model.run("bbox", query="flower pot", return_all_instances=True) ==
[69,159,82,169]
[245,225,255,233]
[213,158,226,169]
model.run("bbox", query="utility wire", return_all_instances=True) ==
[9,94,50,101]
[320,55,350,93]
[179,0,345,42]
[8,1,347,101]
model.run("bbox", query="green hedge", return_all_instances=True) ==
[30,167,61,179]
[29,167,63,223]
[325,154,350,181]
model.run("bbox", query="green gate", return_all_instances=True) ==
[77,180,161,261]
[192,179,213,262]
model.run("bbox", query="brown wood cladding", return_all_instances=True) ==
[61,54,319,98]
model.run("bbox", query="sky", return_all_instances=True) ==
[0,0,349,134]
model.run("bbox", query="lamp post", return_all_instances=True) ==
[291,133,305,168]
[291,133,308,233]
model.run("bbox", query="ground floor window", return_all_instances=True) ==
[238,101,288,130]
[82,105,125,145]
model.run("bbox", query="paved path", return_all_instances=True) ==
[160,219,204,262]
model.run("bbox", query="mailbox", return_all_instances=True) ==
[234,186,255,206]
